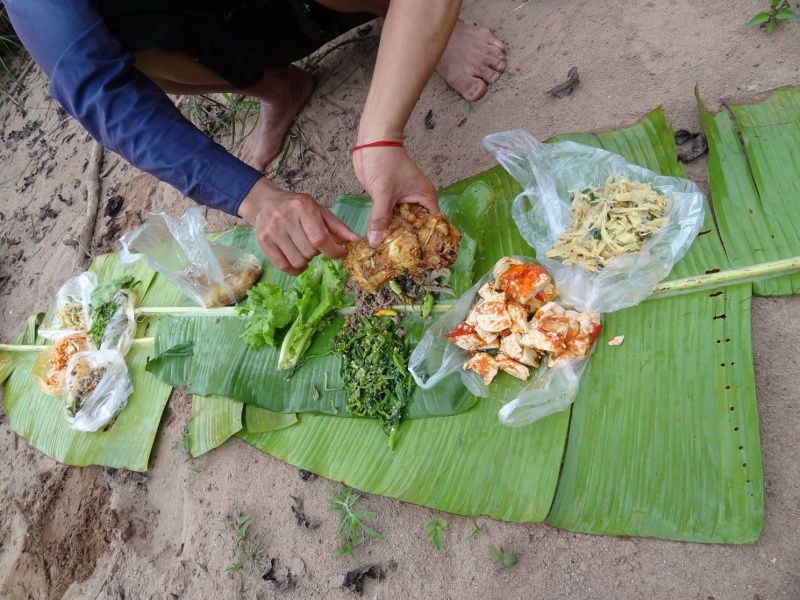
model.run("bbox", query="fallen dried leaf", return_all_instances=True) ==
[546,66,579,98]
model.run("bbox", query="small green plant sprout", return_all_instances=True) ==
[470,517,485,536]
[488,545,518,570]
[227,536,266,574]
[748,0,797,32]
[425,518,447,552]
[227,506,252,542]
[224,507,266,574]
[171,425,191,458]
[328,485,384,559]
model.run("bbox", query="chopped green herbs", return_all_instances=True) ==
[333,316,414,449]
[87,275,137,347]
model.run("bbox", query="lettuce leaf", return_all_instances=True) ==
[237,282,296,349]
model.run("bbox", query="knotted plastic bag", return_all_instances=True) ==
[63,349,133,432]
[119,207,262,308]
[409,256,595,426]
[482,131,705,313]
[39,271,97,341]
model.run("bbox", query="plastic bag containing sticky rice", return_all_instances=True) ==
[483,130,705,313]
[120,207,262,308]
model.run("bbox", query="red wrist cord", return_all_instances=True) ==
[351,140,404,153]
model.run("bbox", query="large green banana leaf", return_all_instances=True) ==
[242,107,763,540]
[698,86,800,295]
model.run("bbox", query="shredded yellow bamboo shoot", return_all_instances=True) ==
[546,176,669,272]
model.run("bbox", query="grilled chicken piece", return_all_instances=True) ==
[464,352,500,385]
[344,204,461,292]
[442,322,485,352]
[495,353,531,380]
[471,298,512,333]
[500,332,539,367]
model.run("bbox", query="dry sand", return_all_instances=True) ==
[1,0,799,598]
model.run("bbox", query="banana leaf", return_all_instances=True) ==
[698,86,800,295]
[4,344,171,471]
[242,108,763,540]
[547,283,762,542]
[144,192,487,419]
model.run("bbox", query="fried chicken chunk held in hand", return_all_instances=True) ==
[343,204,461,292]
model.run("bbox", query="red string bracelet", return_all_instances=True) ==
[351,140,404,153]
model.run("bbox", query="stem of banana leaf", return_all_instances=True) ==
[132,256,800,318]
[5,258,797,351]
[0,337,155,352]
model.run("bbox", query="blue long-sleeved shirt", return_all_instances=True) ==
[3,0,263,216]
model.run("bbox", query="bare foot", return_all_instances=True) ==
[241,66,315,171]
[436,21,507,102]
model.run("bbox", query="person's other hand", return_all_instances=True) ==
[238,178,359,275]
[353,147,439,247]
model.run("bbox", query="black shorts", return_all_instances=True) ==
[97,0,374,88]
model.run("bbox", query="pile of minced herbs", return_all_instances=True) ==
[334,314,414,449]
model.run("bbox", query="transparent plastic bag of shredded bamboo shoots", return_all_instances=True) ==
[39,271,97,341]
[482,130,705,314]
[119,207,262,308]
[63,349,133,432]
[409,256,602,426]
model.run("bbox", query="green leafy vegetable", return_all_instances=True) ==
[488,545,517,569]
[328,485,383,560]
[278,257,346,370]
[333,316,415,448]
[425,518,447,551]
[237,282,296,349]
[145,342,194,373]
[747,0,797,32]
[88,275,137,346]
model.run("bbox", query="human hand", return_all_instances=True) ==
[352,146,439,247]
[238,178,359,275]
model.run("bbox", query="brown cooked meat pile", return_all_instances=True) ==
[344,204,461,292]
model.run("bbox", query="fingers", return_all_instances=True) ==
[301,211,347,260]
[322,209,360,242]
[261,238,302,276]
[278,232,313,271]
[367,198,394,247]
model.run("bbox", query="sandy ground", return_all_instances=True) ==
[1,0,799,598]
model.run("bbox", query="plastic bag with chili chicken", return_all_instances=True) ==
[409,256,601,427]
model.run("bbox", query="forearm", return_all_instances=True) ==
[358,0,461,142]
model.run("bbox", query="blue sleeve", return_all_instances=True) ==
[3,0,262,216]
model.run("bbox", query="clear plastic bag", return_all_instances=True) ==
[98,290,136,355]
[409,256,597,426]
[39,271,98,341]
[482,130,705,313]
[63,349,133,432]
[119,207,262,308]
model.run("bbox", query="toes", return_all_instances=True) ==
[483,53,506,73]
[490,38,507,53]
[476,63,502,85]
[464,79,488,102]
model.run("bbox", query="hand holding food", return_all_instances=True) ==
[238,178,360,276]
[344,203,461,293]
